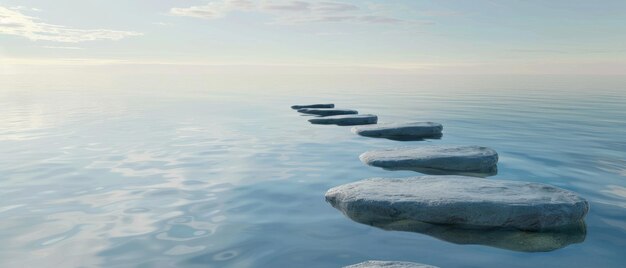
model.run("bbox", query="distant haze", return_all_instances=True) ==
[1,0,625,75]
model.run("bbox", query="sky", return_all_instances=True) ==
[1,0,625,74]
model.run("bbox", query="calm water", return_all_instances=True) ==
[1,74,625,267]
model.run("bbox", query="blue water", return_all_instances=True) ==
[1,74,625,267]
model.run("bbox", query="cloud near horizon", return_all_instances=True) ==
[170,0,405,24]
[0,6,141,43]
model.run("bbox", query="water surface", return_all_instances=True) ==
[1,74,625,267]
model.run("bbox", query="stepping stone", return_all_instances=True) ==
[325,176,589,231]
[344,261,438,268]
[309,114,378,126]
[291,103,334,109]
[360,145,498,172]
[298,108,358,116]
[362,218,586,252]
[352,122,443,141]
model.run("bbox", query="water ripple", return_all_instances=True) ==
[0,75,625,267]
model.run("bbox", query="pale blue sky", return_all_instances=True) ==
[1,0,625,74]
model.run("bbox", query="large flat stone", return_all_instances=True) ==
[309,114,378,126]
[344,261,438,268]
[352,122,443,141]
[298,108,358,116]
[325,176,589,231]
[291,103,334,109]
[360,145,498,172]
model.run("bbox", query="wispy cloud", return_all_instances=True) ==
[261,0,311,11]
[41,46,84,50]
[509,48,626,54]
[274,14,402,24]
[416,10,462,17]
[0,6,141,42]
[170,0,405,25]
[170,3,227,19]
[9,6,42,12]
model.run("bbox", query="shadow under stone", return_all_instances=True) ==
[382,165,498,178]
[308,115,378,126]
[345,216,586,252]
[367,133,443,142]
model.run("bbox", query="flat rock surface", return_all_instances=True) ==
[360,145,498,172]
[352,122,443,140]
[325,176,589,230]
[291,103,334,109]
[309,114,377,126]
[298,108,358,116]
[344,261,438,268]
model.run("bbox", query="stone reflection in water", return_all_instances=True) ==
[348,216,586,252]
[382,165,497,178]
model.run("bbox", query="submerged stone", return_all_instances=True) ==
[344,261,438,268]
[325,176,589,231]
[352,122,443,141]
[298,108,358,116]
[291,103,334,109]
[309,114,378,126]
[360,145,498,172]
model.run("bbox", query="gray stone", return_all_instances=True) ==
[309,114,378,126]
[291,103,334,109]
[344,260,438,268]
[325,176,589,231]
[360,145,498,172]
[298,108,358,116]
[352,122,443,140]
